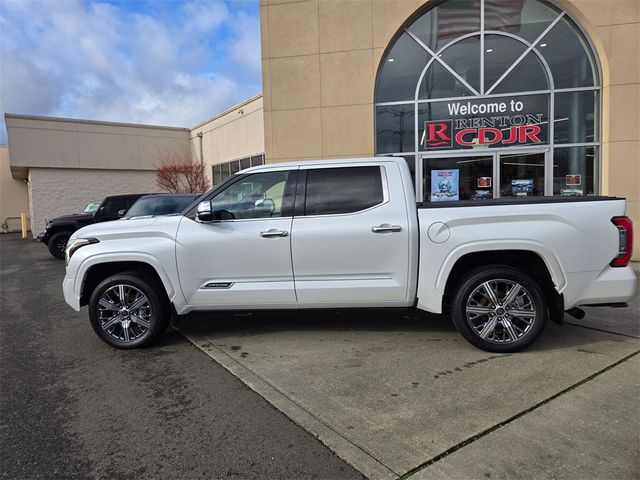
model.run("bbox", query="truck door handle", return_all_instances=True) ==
[371,224,402,233]
[260,229,289,238]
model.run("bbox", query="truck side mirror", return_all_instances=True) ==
[117,209,126,217]
[196,201,213,223]
[95,206,105,217]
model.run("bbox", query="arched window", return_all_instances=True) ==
[375,0,600,202]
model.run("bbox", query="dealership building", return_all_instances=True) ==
[2,0,638,257]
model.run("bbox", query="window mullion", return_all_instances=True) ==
[480,0,485,95]
[486,11,566,95]
[404,28,480,96]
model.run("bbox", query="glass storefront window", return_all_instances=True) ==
[483,35,528,91]
[251,154,265,167]
[213,165,223,185]
[374,0,600,201]
[407,0,481,52]
[553,90,597,144]
[423,155,493,202]
[499,152,545,197]
[376,33,429,103]
[417,94,549,151]
[419,61,473,99]
[375,105,414,153]
[491,52,549,93]
[213,154,265,185]
[484,0,559,43]
[440,36,481,94]
[535,16,596,89]
[222,162,231,179]
[553,146,596,196]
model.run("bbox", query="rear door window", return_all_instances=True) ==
[304,166,384,216]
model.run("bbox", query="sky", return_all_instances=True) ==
[0,0,262,143]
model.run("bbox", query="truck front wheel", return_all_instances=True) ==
[88,272,170,349]
[451,265,547,353]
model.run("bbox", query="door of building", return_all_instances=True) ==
[418,147,550,202]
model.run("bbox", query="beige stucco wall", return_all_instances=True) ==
[27,168,162,235]
[0,145,29,232]
[190,94,265,184]
[5,114,191,178]
[260,0,640,258]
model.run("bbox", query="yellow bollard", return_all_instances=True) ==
[20,212,28,239]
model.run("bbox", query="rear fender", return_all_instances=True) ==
[435,240,566,294]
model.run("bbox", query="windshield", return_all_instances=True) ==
[82,202,101,214]
[125,195,197,218]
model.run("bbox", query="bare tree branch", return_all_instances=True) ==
[155,148,207,193]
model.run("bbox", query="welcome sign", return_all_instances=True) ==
[420,95,548,150]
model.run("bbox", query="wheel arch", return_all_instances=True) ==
[79,259,174,307]
[440,249,561,318]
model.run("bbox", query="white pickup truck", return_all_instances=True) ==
[62,157,636,352]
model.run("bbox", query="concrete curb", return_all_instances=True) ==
[177,328,399,479]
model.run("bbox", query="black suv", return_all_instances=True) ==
[38,194,148,259]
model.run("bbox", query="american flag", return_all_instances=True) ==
[422,0,524,42]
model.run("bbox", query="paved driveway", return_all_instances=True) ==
[0,235,363,480]
[177,269,640,479]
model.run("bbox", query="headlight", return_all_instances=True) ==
[46,223,53,231]
[65,238,99,265]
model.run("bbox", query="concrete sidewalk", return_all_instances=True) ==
[415,355,639,480]
[177,266,639,479]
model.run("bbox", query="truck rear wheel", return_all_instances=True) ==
[88,272,169,349]
[48,231,71,260]
[451,265,547,353]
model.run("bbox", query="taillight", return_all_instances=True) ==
[610,216,633,267]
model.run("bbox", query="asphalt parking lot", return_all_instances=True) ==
[1,233,638,479]
[0,235,362,480]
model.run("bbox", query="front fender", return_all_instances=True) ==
[74,251,183,305]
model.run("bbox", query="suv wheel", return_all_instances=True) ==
[88,272,169,349]
[451,265,547,353]
[48,231,71,260]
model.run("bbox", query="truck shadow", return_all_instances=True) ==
[171,308,634,353]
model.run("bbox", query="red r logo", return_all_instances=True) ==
[423,120,452,148]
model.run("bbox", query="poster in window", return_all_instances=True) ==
[431,169,459,202]
[561,188,584,196]
[473,189,493,200]
[477,177,492,188]
[566,174,582,185]
[511,179,534,197]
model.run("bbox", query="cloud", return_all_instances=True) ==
[0,0,262,142]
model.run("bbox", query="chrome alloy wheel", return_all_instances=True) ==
[465,279,536,343]
[97,284,152,343]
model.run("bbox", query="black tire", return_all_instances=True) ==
[48,231,71,260]
[88,272,170,349]
[451,265,547,353]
